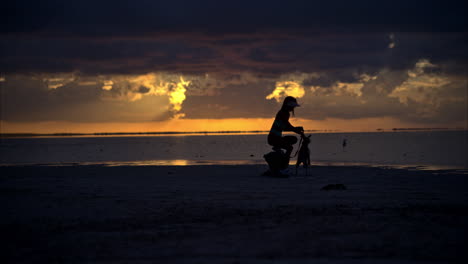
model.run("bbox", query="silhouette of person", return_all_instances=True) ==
[268,96,304,157]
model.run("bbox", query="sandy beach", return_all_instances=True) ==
[1,164,467,263]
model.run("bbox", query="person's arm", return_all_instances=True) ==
[278,111,303,134]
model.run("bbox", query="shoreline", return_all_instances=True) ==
[1,164,467,262]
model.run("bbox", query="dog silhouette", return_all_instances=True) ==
[296,134,311,175]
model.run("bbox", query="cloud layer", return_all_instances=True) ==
[1,58,465,126]
[1,0,467,128]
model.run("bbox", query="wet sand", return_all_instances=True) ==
[1,165,467,263]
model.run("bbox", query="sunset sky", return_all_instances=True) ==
[1,0,467,133]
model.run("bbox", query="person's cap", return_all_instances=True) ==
[286,97,300,107]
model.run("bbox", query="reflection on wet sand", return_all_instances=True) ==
[3,159,464,174]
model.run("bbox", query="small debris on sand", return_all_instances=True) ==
[321,183,347,191]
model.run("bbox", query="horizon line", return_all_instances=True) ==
[0,127,465,138]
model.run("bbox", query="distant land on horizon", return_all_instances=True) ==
[0,127,466,138]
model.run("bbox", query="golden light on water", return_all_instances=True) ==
[102,80,114,90]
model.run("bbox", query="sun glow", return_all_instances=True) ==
[266,81,305,102]
[98,73,190,118]
[168,77,190,115]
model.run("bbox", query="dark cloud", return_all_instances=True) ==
[1,0,467,76]
[302,70,361,87]
[360,70,408,96]
[183,81,278,119]
[137,86,150,94]
[1,32,466,77]
[0,76,169,122]
[2,0,467,36]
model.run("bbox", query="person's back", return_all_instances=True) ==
[268,108,291,146]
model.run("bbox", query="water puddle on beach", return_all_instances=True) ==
[101,159,264,166]
[0,159,264,167]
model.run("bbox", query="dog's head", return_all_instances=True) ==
[302,134,311,144]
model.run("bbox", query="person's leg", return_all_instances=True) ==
[267,135,297,155]
[280,136,297,156]
[265,135,297,176]
[268,136,283,152]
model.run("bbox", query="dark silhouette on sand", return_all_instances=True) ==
[267,96,304,156]
[264,96,304,176]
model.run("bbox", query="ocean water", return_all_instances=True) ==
[1,131,467,170]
